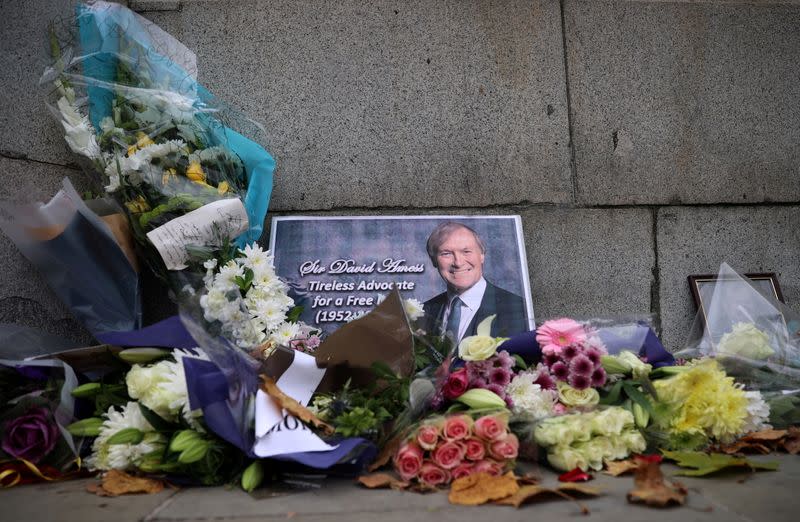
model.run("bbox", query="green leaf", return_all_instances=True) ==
[662,450,779,477]
[512,354,527,371]
[286,305,303,323]
[138,403,179,433]
[599,380,623,405]
[370,361,397,381]
[622,381,656,416]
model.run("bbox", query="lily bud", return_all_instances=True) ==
[71,382,102,398]
[67,417,104,437]
[241,461,265,493]
[118,347,170,365]
[177,440,210,464]
[632,402,650,428]
[106,427,145,445]
[455,388,506,410]
[169,430,202,452]
[601,355,631,375]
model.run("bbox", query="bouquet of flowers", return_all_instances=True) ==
[42,1,274,286]
[532,407,646,471]
[393,412,518,487]
[68,347,245,485]
[0,359,84,486]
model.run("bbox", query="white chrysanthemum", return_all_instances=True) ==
[269,322,301,347]
[403,298,425,321]
[216,260,244,290]
[87,401,157,471]
[742,390,772,433]
[57,96,101,160]
[506,373,557,420]
[240,244,273,273]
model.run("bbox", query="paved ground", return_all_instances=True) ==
[3,454,799,522]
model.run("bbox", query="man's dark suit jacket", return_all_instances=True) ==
[421,281,528,339]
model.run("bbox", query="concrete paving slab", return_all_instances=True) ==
[0,475,177,522]
[0,156,94,345]
[4,455,797,522]
[0,0,77,165]
[144,0,572,211]
[520,207,655,323]
[656,205,800,351]
[564,0,800,205]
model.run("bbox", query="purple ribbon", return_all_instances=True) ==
[182,357,376,472]
[95,315,196,348]
[498,325,675,368]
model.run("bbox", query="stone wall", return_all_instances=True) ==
[1,0,798,350]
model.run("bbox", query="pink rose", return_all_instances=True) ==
[464,437,486,461]
[393,442,423,481]
[431,440,465,470]
[472,459,504,476]
[474,414,508,441]
[442,368,469,400]
[488,433,519,460]
[451,462,475,480]
[442,414,473,441]
[416,424,441,451]
[419,461,451,487]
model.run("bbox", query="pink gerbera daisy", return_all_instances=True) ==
[536,318,587,354]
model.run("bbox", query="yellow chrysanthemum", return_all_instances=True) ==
[127,132,155,157]
[653,359,747,443]
[125,196,150,214]
[186,161,205,182]
[217,181,229,194]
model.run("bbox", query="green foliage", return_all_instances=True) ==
[662,450,779,477]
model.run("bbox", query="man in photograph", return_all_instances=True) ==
[421,221,528,344]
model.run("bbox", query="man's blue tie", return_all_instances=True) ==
[445,296,462,341]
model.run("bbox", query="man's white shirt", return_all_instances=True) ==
[441,277,487,344]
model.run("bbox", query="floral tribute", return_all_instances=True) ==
[394,413,518,487]
[434,317,610,420]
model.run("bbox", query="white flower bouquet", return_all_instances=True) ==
[42,1,275,284]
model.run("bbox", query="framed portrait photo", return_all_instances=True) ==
[269,215,535,340]
[688,273,785,338]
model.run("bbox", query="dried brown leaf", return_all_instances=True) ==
[741,429,788,443]
[357,473,407,490]
[448,472,520,506]
[781,428,800,455]
[88,470,166,497]
[368,432,405,472]
[603,459,640,476]
[558,482,603,497]
[259,375,334,435]
[514,472,540,485]
[627,460,686,508]
[494,483,600,511]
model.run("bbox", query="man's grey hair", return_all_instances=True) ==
[426,222,486,266]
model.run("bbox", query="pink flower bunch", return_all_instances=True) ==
[538,319,607,390]
[463,351,516,405]
[393,414,518,487]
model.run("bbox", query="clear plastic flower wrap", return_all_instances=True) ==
[676,263,800,393]
[0,178,140,336]
[41,1,274,287]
